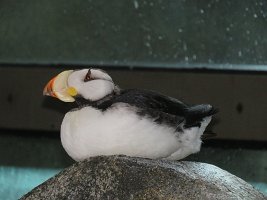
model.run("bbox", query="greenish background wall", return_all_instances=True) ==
[0,0,267,70]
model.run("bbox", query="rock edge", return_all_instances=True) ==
[21,155,266,200]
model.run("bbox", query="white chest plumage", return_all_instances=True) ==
[61,103,211,161]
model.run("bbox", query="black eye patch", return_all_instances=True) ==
[84,69,92,82]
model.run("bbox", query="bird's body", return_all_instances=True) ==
[61,89,215,161]
[44,69,217,161]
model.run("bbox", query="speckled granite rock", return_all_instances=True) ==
[20,155,266,200]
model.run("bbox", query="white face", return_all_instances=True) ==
[68,69,115,101]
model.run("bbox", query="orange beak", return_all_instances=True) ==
[43,76,57,97]
[43,70,77,102]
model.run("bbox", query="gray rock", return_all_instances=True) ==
[21,155,266,200]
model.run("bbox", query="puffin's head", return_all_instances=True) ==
[43,68,115,102]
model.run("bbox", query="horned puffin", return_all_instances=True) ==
[43,68,217,161]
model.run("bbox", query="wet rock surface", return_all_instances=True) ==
[21,155,266,200]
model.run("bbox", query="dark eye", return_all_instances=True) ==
[84,69,92,82]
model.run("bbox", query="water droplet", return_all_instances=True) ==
[254,14,258,18]
[183,43,187,51]
[184,56,189,62]
[178,28,183,33]
[145,42,151,47]
[200,9,204,14]
[133,0,139,9]
[238,51,242,57]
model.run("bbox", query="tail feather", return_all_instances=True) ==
[202,130,217,140]
[184,104,218,128]
[187,104,218,118]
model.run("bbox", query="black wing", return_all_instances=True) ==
[98,89,217,128]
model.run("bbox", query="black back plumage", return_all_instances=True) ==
[77,89,217,130]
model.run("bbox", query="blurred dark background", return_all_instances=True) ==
[0,0,267,199]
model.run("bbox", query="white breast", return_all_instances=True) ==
[60,103,210,161]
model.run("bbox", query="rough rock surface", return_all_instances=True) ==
[21,155,266,200]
